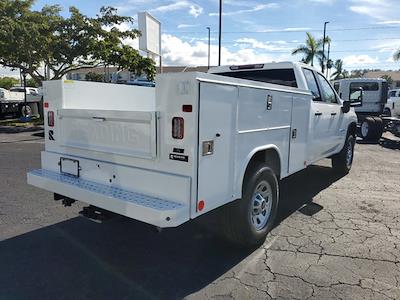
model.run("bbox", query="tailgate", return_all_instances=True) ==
[58,108,157,159]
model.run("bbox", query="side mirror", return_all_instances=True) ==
[349,87,363,107]
[342,100,351,113]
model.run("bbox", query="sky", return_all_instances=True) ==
[2,0,400,77]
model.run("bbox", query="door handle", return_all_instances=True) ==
[315,112,322,116]
[330,112,337,116]
[92,117,106,122]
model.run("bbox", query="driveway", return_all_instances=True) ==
[0,132,399,300]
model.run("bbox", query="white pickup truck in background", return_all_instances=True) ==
[0,86,42,118]
[27,62,358,247]
[386,89,400,117]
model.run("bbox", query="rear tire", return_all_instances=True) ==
[360,117,377,142]
[20,104,32,118]
[332,134,355,174]
[220,163,279,247]
[372,117,384,142]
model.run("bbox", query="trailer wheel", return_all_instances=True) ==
[220,163,279,247]
[360,117,376,141]
[20,104,32,118]
[332,134,355,174]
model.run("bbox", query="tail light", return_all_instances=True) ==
[172,117,184,139]
[48,111,54,127]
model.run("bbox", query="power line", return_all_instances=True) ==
[219,37,400,44]
[164,25,400,35]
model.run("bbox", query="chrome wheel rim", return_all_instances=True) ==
[361,121,369,137]
[250,180,273,231]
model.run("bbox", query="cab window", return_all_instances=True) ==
[316,73,337,103]
[303,69,321,100]
[215,69,297,87]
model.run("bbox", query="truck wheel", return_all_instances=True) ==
[20,104,32,118]
[332,134,355,174]
[220,163,279,247]
[360,117,376,141]
[372,117,384,141]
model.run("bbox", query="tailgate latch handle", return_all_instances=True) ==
[92,117,106,122]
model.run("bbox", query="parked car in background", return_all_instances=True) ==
[386,89,400,117]
[126,78,155,87]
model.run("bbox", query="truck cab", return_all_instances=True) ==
[209,62,357,163]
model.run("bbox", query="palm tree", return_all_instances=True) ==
[331,59,347,80]
[393,49,400,61]
[291,32,326,66]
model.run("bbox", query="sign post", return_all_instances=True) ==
[138,12,161,73]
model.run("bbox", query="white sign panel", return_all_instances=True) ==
[138,12,161,56]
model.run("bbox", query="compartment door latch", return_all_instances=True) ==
[202,140,214,156]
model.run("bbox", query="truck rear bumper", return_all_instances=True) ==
[27,169,189,227]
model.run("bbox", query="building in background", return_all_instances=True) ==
[364,71,400,89]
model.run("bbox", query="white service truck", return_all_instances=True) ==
[27,62,358,246]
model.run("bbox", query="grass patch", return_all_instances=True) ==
[0,117,43,127]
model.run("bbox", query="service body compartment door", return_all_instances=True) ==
[197,82,237,213]
[58,109,157,159]
[288,95,311,174]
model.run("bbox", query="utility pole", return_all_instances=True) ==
[206,27,211,69]
[322,21,329,74]
[326,42,331,78]
[218,0,222,66]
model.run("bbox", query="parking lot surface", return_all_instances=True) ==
[1,132,399,300]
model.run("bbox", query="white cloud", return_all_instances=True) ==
[234,38,289,51]
[377,20,400,25]
[342,54,379,67]
[161,34,290,66]
[150,1,203,18]
[177,24,199,29]
[0,67,20,78]
[209,3,279,16]
[349,0,398,20]
[372,40,400,53]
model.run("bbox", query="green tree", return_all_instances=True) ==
[292,32,327,67]
[0,1,156,85]
[393,49,400,61]
[381,74,393,85]
[26,78,39,87]
[0,77,19,89]
[85,72,104,82]
[331,59,348,80]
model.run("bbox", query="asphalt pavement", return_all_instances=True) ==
[0,131,399,300]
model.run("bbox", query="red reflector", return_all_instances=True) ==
[172,117,184,139]
[48,111,54,127]
[198,200,205,211]
[44,102,49,108]
[182,105,192,112]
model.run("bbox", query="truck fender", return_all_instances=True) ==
[236,144,282,198]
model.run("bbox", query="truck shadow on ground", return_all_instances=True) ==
[0,165,343,300]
